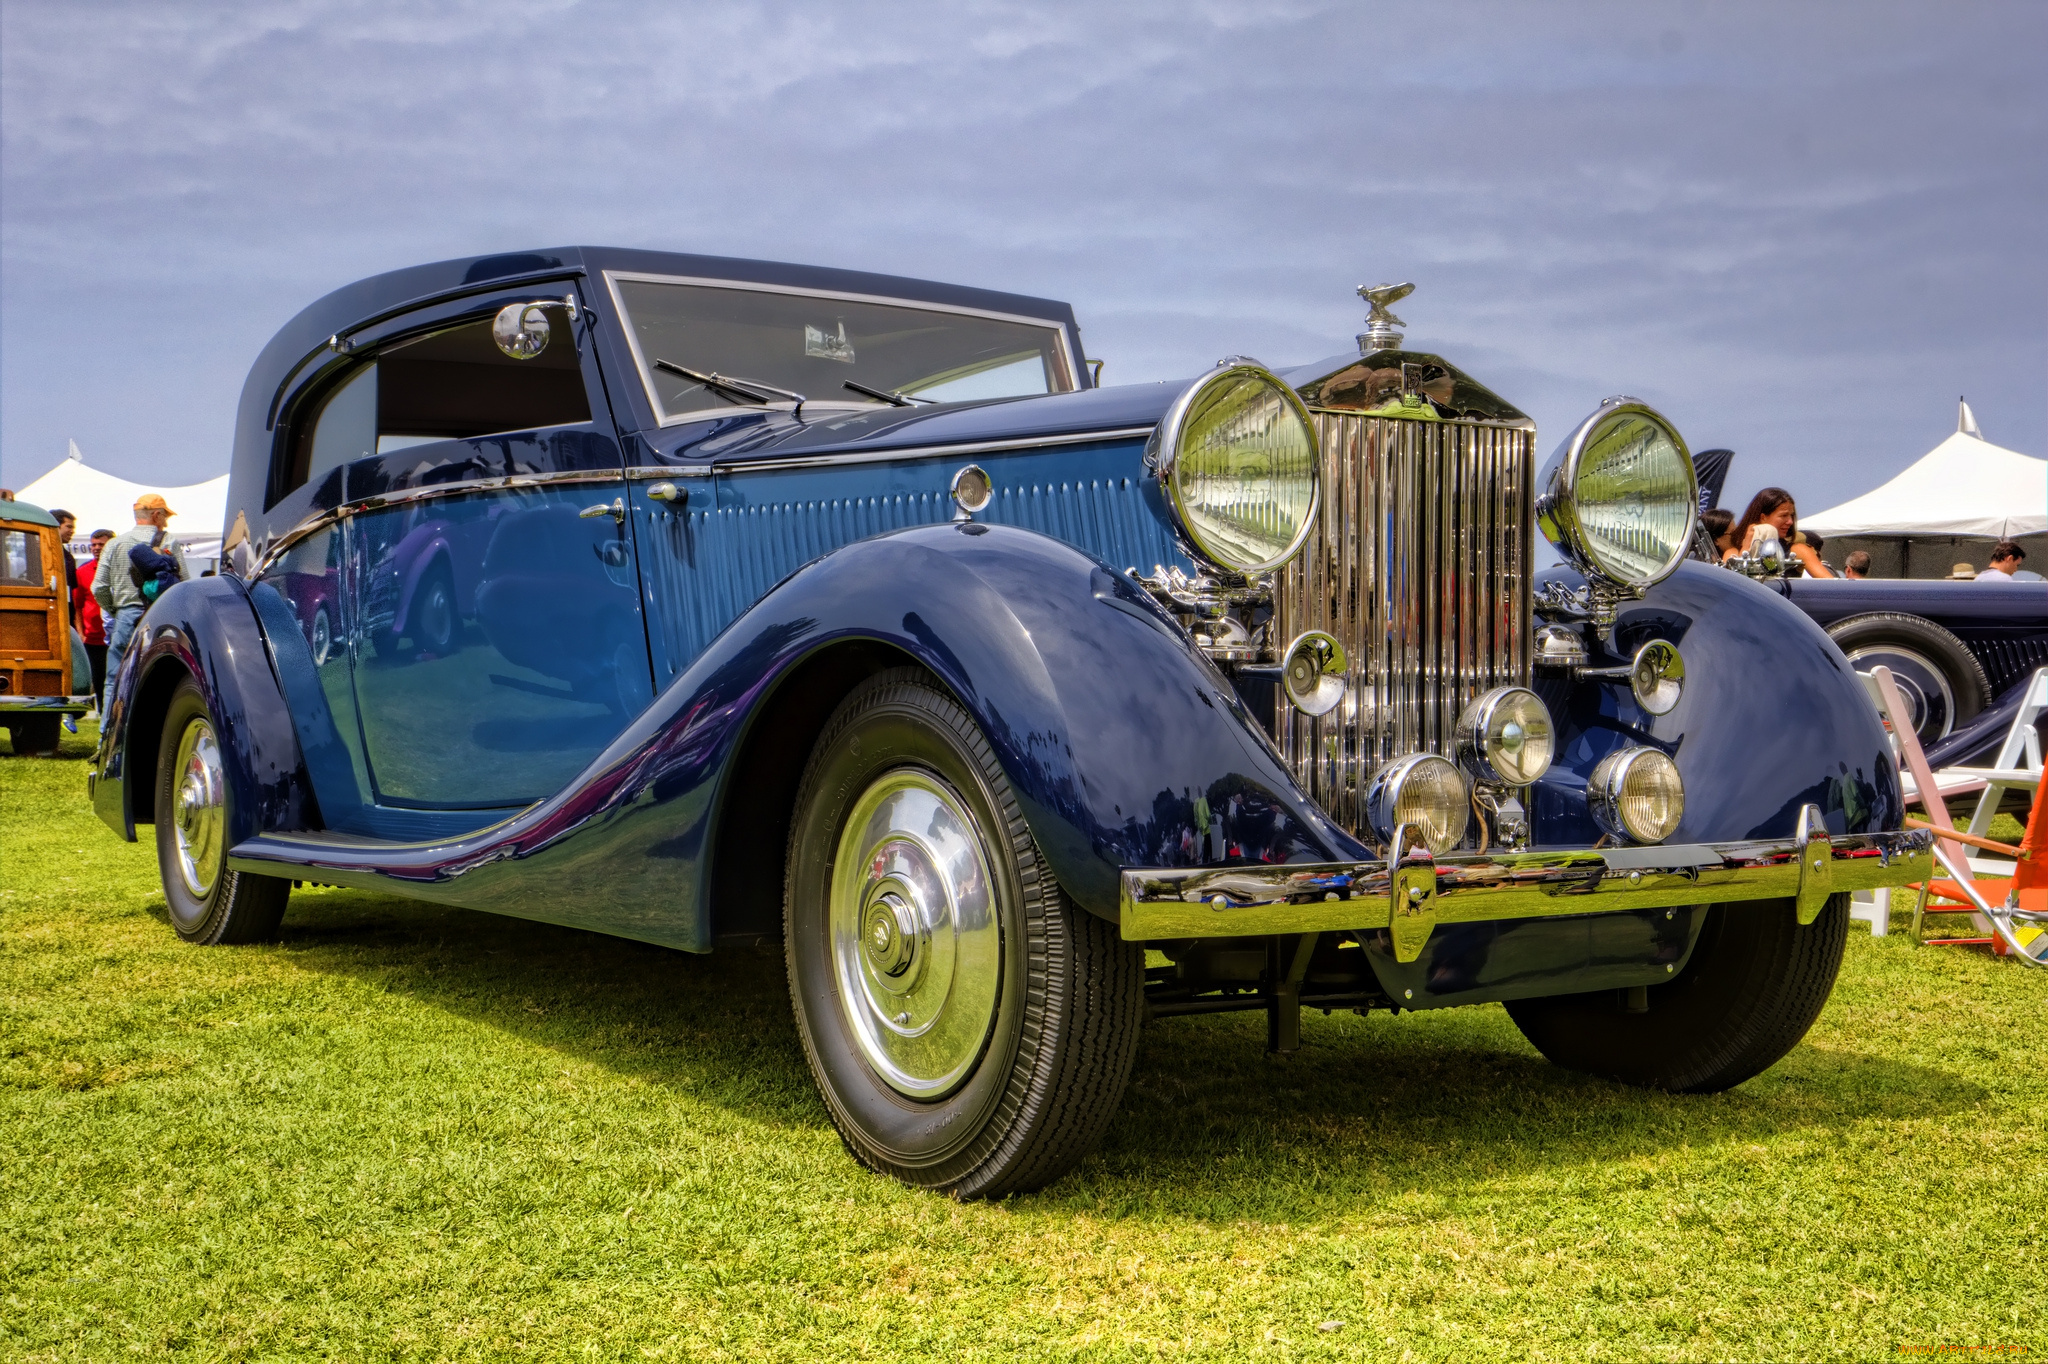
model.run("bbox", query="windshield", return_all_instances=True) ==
[608,276,1075,423]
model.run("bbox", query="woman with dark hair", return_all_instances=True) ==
[1700,507,1734,557]
[1726,486,1833,578]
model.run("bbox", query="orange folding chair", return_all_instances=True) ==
[1872,665,2048,966]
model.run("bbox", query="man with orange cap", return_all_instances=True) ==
[92,493,186,717]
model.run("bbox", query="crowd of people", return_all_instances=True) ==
[40,493,189,725]
[1701,487,2037,582]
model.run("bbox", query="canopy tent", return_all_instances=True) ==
[12,441,229,566]
[1803,404,2047,540]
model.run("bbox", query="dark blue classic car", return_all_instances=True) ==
[1783,579,2045,761]
[92,248,1931,1196]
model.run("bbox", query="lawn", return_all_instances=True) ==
[2,722,2041,1362]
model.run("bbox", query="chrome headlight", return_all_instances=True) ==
[1587,746,1685,844]
[1536,398,1698,591]
[1363,753,1469,857]
[1455,686,1555,787]
[1149,358,1320,573]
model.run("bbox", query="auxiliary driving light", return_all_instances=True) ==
[1454,686,1555,787]
[1364,753,1469,857]
[1586,746,1685,844]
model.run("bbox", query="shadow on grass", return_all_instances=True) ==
[258,885,1984,1215]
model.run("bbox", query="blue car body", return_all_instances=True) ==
[93,245,1918,1007]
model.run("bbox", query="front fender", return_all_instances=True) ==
[724,521,1370,914]
[92,575,318,844]
[1529,560,1903,845]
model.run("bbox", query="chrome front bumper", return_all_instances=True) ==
[1120,807,1933,961]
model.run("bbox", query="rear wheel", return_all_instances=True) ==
[154,677,290,945]
[1505,894,1848,1092]
[308,606,332,666]
[784,668,1143,1198]
[3,714,62,756]
[1827,612,1989,744]
[410,566,458,656]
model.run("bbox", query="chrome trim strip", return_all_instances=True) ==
[252,468,624,577]
[250,426,1158,575]
[602,270,1081,429]
[1118,828,1934,941]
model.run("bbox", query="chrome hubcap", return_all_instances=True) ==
[171,718,226,906]
[1848,644,1956,742]
[830,768,1003,1099]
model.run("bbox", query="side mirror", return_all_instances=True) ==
[491,296,578,360]
[493,303,553,359]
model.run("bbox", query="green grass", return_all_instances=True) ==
[2,723,2042,1362]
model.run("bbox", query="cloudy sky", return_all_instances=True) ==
[3,0,2043,520]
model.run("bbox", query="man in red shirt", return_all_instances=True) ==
[77,529,113,708]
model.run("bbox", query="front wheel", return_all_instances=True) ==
[785,668,1143,1198]
[154,677,290,945]
[1505,894,1849,1093]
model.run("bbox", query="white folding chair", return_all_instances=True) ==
[1959,667,2047,836]
[1871,666,2047,965]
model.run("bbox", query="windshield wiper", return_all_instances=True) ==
[654,359,807,414]
[842,380,935,408]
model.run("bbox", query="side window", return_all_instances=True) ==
[274,310,593,504]
[1,526,44,585]
[285,364,379,503]
[376,317,590,446]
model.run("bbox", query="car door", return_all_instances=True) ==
[289,284,653,812]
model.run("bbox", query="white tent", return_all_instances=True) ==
[13,440,229,566]
[1804,403,2047,540]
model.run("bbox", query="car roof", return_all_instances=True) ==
[229,247,1087,523]
[0,498,60,529]
[247,245,1077,405]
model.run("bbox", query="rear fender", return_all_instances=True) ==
[93,575,319,844]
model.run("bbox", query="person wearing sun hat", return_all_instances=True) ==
[92,493,187,717]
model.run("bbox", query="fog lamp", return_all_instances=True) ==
[1454,686,1555,786]
[1587,746,1685,844]
[1364,753,1469,857]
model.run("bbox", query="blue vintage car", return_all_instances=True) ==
[91,248,1932,1196]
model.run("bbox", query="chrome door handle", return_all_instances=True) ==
[646,481,684,504]
[579,497,626,525]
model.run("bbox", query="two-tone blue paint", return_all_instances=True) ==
[94,243,1910,1017]
[222,522,1365,950]
[630,435,1188,677]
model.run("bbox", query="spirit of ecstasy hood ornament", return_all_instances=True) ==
[1357,282,1414,354]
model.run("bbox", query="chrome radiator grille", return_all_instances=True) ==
[1271,413,1535,836]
